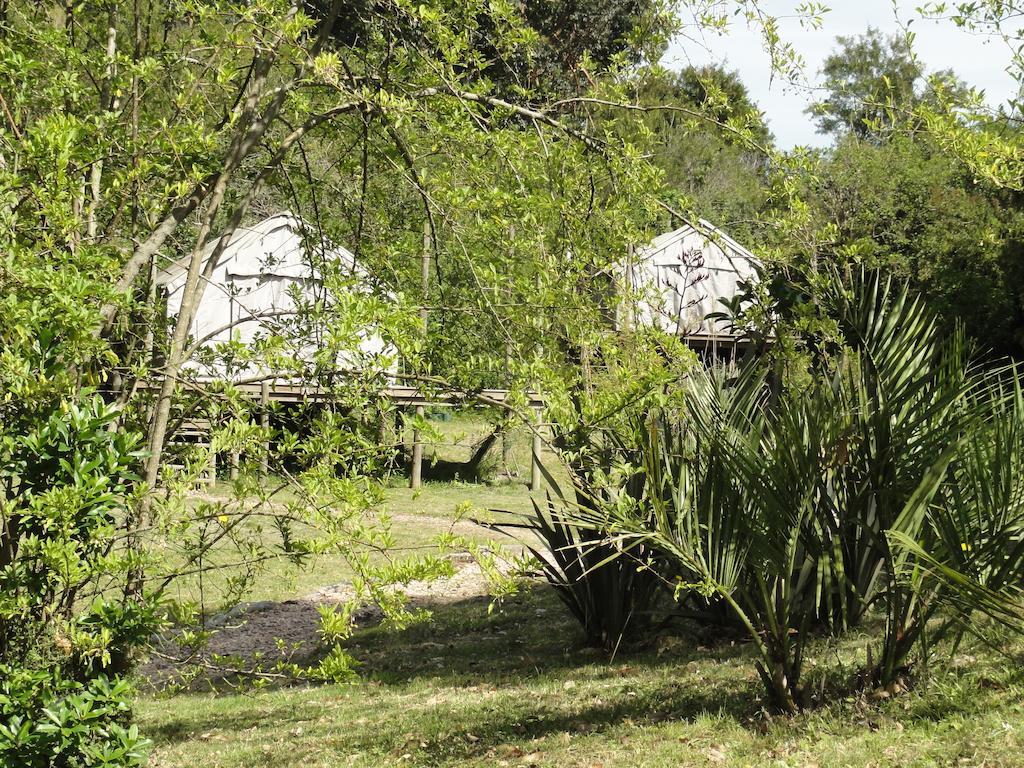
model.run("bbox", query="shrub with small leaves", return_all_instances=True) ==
[0,667,149,768]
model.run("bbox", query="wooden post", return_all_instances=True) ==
[531,406,543,492]
[208,446,217,489]
[502,341,513,475]
[229,449,239,481]
[410,218,430,490]
[410,404,425,489]
[421,218,431,329]
[375,403,388,458]
[502,427,513,476]
[501,223,516,476]
[260,379,270,477]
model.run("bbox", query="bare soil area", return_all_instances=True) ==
[141,551,502,689]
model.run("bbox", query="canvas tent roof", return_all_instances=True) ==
[157,211,357,290]
[629,219,759,339]
[156,212,386,382]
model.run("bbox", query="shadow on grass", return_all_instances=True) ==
[346,584,756,687]
[144,592,1024,767]
[145,669,756,766]
[144,585,765,763]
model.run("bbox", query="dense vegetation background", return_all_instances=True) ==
[2,1,1024,765]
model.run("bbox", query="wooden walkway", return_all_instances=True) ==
[216,381,543,407]
[148,378,546,491]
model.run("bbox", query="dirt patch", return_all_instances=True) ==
[305,552,498,607]
[141,552,502,689]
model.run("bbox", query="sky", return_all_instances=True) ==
[665,0,1020,148]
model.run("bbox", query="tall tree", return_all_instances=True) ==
[632,65,773,239]
[518,0,673,92]
[809,134,1024,356]
[809,27,966,139]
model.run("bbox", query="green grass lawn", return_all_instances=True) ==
[157,479,531,608]
[157,411,554,607]
[137,412,1024,767]
[138,582,1024,767]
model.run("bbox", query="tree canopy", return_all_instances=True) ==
[809,27,969,140]
[5,1,1024,763]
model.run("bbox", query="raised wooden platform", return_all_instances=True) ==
[135,377,546,492]
[212,381,545,409]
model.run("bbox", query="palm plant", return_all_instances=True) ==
[570,272,1024,711]
[786,278,976,684]
[499,492,665,654]
[889,374,1024,645]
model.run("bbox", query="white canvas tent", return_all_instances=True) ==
[158,212,386,380]
[627,219,760,344]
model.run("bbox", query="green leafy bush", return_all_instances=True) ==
[0,667,148,768]
[0,394,154,667]
[0,390,159,765]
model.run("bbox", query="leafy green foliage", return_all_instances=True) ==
[633,65,772,239]
[0,0,684,696]
[515,0,676,93]
[797,133,1024,357]
[809,27,969,140]
[0,669,148,768]
[0,391,153,667]
[809,28,922,138]
[5,0,1023,750]
[0,394,156,765]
